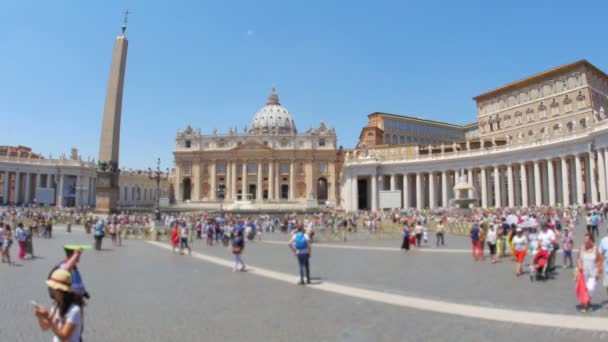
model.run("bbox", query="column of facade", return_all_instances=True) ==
[520,163,528,207]
[231,161,237,200]
[507,165,514,207]
[591,153,599,203]
[371,173,378,211]
[561,156,570,207]
[403,174,409,208]
[547,159,556,206]
[429,172,436,209]
[257,160,263,201]
[390,174,396,191]
[597,149,607,202]
[288,160,295,201]
[268,161,274,201]
[275,161,280,200]
[241,162,248,200]
[415,173,422,209]
[533,160,541,206]
[192,162,200,201]
[210,161,217,200]
[174,164,182,203]
[480,168,487,208]
[225,160,232,200]
[441,171,448,207]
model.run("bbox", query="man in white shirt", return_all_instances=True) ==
[537,223,557,271]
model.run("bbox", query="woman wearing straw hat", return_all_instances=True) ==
[33,269,84,341]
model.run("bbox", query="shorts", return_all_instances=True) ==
[563,250,572,258]
[488,243,496,255]
[514,250,527,263]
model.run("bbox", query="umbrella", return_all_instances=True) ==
[506,214,518,225]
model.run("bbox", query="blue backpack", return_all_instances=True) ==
[294,232,308,250]
[592,215,600,225]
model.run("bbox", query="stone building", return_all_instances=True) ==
[173,88,343,210]
[0,146,170,208]
[341,60,608,211]
[357,112,478,148]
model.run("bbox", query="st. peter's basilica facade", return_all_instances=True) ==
[173,89,342,210]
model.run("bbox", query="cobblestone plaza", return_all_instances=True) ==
[4,225,608,341]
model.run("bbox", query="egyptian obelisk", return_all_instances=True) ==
[95,15,129,214]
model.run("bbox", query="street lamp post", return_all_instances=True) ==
[216,186,226,217]
[148,158,169,221]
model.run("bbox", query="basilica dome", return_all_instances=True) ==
[250,88,297,134]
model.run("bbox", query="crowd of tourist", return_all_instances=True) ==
[3,201,608,341]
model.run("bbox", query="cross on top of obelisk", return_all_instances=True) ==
[121,9,130,35]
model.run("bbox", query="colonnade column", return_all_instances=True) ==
[242,162,248,200]
[257,160,263,201]
[36,173,42,192]
[533,160,541,206]
[371,173,378,211]
[467,169,474,198]
[416,173,422,210]
[480,168,487,208]
[352,175,358,211]
[226,161,232,200]
[24,173,31,204]
[520,163,528,208]
[441,171,448,207]
[268,161,274,201]
[58,174,64,207]
[14,172,21,204]
[598,149,607,202]
[289,160,295,201]
[493,166,501,208]
[547,159,556,206]
[507,165,514,207]
[210,161,217,200]
[3,171,10,204]
[561,156,570,207]
[575,155,584,205]
[390,174,396,191]
[403,174,409,208]
[429,173,436,209]
[589,153,598,204]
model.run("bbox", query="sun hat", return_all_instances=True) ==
[516,228,522,232]
[46,269,73,293]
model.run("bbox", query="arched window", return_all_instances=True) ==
[399,136,405,145]
[567,121,575,133]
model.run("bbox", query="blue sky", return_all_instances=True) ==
[2,0,608,170]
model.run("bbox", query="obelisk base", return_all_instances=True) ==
[95,172,120,214]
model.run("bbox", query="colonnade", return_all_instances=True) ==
[0,170,96,207]
[346,148,608,211]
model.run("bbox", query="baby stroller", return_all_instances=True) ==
[530,249,550,281]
